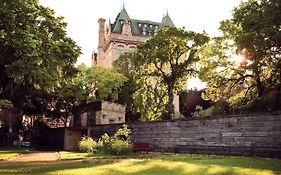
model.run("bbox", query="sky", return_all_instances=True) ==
[39,0,242,89]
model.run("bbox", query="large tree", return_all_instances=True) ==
[199,0,281,111]
[115,27,208,119]
[42,65,127,127]
[0,0,81,114]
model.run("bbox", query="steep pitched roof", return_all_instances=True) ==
[160,12,175,27]
[111,7,175,36]
[112,7,131,33]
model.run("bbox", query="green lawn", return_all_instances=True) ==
[0,147,30,161]
[0,152,280,175]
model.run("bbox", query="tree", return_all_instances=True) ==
[199,0,281,111]
[43,65,127,126]
[0,0,81,115]
[115,27,208,119]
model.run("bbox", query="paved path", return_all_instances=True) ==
[8,151,59,162]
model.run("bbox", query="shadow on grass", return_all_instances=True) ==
[159,154,281,172]
[0,156,280,175]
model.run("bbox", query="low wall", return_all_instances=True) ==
[64,128,88,151]
[37,128,65,149]
[89,113,281,158]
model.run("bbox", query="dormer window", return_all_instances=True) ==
[143,31,146,35]
[120,20,123,24]
[144,24,147,27]
[150,24,153,28]
[155,26,158,29]
[138,23,142,27]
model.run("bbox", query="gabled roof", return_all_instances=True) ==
[111,6,175,36]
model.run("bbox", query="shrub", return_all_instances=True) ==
[98,124,133,155]
[96,133,113,154]
[192,105,216,117]
[113,124,131,141]
[79,124,133,155]
[172,112,185,119]
[111,139,132,155]
[79,136,97,153]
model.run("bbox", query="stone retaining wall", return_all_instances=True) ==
[89,113,281,158]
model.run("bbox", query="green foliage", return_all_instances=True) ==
[0,0,81,116]
[171,112,185,119]
[79,136,98,153]
[78,125,133,155]
[42,65,127,126]
[192,106,215,117]
[0,100,13,109]
[110,139,132,155]
[97,125,132,155]
[114,27,208,120]
[199,0,281,112]
[113,124,131,141]
[77,65,127,102]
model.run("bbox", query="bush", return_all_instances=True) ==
[111,139,132,155]
[171,112,185,119]
[97,124,133,155]
[96,133,113,154]
[79,136,97,153]
[192,105,215,117]
[79,124,133,155]
[113,124,131,141]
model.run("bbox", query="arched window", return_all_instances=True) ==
[129,46,136,51]
[117,45,124,55]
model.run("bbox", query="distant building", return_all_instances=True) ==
[92,5,179,112]
[92,5,175,68]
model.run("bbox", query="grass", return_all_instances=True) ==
[59,151,143,160]
[0,147,30,161]
[0,151,280,175]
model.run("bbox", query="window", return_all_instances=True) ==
[117,45,124,54]
[150,24,153,28]
[144,24,147,27]
[138,23,142,27]
[142,27,146,35]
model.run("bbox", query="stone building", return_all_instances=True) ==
[92,6,175,68]
[92,5,179,111]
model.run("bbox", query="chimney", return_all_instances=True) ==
[98,18,106,49]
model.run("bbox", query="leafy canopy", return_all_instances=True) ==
[199,0,281,111]
[0,0,81,114]
[115,27,208,120]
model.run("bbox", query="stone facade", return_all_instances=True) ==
[89,112,281,158]
[92,6,179,111]
[92,6,175,68]
[73,101,125,127]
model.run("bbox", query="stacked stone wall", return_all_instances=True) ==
[89,113,281,158]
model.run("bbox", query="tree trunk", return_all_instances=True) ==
[256,76,264,97]
[253,59,264,98]
[167,84,175,118]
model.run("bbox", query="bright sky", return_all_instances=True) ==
[39,0,242,89]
